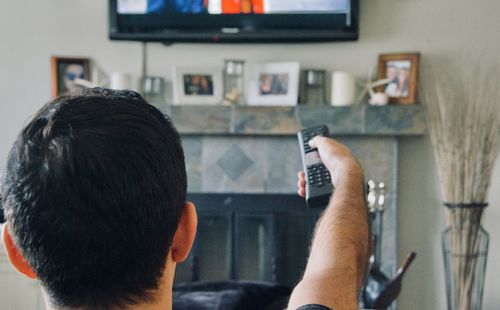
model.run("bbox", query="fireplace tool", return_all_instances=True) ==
[362,181,416,309]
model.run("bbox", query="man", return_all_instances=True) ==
[1,88,368,310]
[62,63,86,95]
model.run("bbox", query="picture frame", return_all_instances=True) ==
[51,56,91,98]
[376,52,420,104]
[247,62,300,106]
[172,66,223,105]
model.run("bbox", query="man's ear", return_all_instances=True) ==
[2,224,37,279]
[171,202,197,263]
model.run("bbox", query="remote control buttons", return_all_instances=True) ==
[304,139,312,152]
[302,126,328,153]
[307,164,332,188]
[303,134,313,152]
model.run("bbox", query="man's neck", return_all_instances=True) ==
[44,289,172,310]
[43,263,175,310]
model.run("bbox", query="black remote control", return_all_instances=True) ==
[297,125,334,208]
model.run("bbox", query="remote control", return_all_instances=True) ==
[297,125,334,208]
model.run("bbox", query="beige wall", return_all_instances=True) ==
[1,0,499,309]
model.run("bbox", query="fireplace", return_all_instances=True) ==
[178,134,402,278]
[175,193,323,286]
[166,104,425,308]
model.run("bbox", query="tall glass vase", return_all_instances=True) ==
[442,204,489,310]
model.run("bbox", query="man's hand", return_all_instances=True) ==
[289,136,369,310]
[297,137,363,198]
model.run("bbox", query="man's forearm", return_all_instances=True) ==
[289,138,370,310]
[304,171,369,290]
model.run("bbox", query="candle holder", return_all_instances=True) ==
[223,60,245,105]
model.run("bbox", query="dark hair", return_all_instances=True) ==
[1,88,187,309]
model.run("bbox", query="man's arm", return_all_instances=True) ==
[288,137,369,310]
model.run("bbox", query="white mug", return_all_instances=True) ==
[331,71,356,106]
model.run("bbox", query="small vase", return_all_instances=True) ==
[442,203,489,310]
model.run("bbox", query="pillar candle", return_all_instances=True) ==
[331,71,356,106]
[110,73,132,90]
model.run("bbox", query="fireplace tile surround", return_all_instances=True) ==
[165,104,425,135]
[165,104,425,280]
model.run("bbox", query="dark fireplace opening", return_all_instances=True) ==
[175,193,323,287]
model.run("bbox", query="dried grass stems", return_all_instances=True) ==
[423,63,499,310]
[423,64,499,205]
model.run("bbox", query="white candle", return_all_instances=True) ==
[331,71,356,106]
[110,73,132,90]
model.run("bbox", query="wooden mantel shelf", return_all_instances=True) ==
[160,104,426,136]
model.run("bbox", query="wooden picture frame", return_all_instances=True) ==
[51,56,90,98]
[376,53,420,104]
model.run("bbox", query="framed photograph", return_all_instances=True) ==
[247,62,300,106]
[376,53,420,104]
[51,56,90,97]
[172,66,223,105]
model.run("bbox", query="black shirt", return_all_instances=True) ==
[297,304,332,310]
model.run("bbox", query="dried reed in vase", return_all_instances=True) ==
[422,62,499,310]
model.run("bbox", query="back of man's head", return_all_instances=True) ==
[2,88,187,309]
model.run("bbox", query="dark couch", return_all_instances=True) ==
[173,281,291,310]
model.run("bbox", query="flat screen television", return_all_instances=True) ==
[109,0,359,43]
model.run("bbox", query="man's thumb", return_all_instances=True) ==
[308,137,319,149]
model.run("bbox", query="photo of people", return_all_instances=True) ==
[59,63,86,94]
[183,74,214,95]
[384,60,411,97]
[51,57,90,97]
[259,73,289,95]
[376,53,419,104]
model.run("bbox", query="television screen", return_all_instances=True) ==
[109,0,359,43]
[117,0,350,15]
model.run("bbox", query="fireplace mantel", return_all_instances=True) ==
[162,104,426,136]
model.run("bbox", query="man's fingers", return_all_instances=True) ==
[297,171,306,198]
[297,171,306,191]
[298,178,305,188]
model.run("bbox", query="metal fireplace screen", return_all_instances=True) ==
[175,193,323,286]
